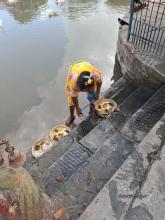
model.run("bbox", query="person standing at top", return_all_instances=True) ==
[65,60,102,126]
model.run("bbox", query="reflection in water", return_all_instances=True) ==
[0,0,47,23]
[105,0,129,13]
[63,0,98,20]
[0,0,129,152]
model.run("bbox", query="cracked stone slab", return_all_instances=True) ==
[122,85,165,142]
[79,114,165,220]
[128,143,165,220]
[51,131,134,220]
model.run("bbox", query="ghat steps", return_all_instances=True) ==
[24,77,165,220]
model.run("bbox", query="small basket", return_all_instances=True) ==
[32,137,54,158]
[94,98,117,118]
[49,125,71,142]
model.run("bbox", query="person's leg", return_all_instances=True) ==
[89,102,95,114]
[87,91,96,114]
[65,97,76,126]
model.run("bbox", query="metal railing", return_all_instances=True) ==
[128,0,165,58]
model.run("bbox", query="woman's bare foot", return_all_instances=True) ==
[65,116,75,127]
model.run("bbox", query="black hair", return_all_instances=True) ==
[77,71,94,91]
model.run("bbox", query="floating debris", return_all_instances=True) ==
[49,11,59,18]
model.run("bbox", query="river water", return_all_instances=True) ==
[0,0,128,152]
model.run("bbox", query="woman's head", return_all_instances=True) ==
[77,71,94,91]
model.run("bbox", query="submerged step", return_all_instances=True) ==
[122,84,165,142]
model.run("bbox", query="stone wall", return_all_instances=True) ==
[114,17,165,85]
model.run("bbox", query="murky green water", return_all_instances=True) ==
[0,0,128,152]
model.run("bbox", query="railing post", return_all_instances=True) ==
[127,0,135,41]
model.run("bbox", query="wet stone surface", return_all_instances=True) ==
[51,130,134,219]
[42,143,90,196]
[78,114,165,220]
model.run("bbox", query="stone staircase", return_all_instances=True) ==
[79,113,165,220]
[24,77,165,220]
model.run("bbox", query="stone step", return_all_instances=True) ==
[104,77,127,98]
[110,82,136,104]
[42,142,90,196]
[24,78,131,175]
[80,83,159,153]
[46,83,161,219]
[118,82,161,115]
[79,114,165,220]
[23,135,75,182]
[75,80,136,141]
[122,84,165,142]
[50,130,134,219]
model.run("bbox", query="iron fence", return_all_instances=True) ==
[128,0,165,58]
